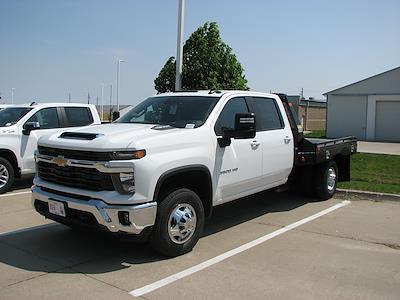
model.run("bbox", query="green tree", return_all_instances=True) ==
[154,22,248,93]
[154,56,176,93]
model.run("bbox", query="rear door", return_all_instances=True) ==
[60,107,94,127]
[248,96,294,186]
[214,97,263,203]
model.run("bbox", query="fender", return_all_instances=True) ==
[153,164,213,217]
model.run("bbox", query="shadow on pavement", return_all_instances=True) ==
[0,190,307,274]
[203,190,308,236]
[8,176,34,192]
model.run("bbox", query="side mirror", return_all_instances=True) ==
[23,122,40,135]
[112,111,120,122]
[218,113,256,147]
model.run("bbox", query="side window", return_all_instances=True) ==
[214,97,249,135]
[64,107,93,127]
[27,107,60,129]
[251,97,284,131]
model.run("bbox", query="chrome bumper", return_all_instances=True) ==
[31,185,157,234]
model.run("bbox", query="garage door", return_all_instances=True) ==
[375,101,400,142]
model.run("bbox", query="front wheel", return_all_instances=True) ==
[150,188,205,257]
[0,157,15,194]
[314,160,338,200]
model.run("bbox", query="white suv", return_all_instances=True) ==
[0,103,100,193]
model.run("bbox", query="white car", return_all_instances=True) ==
[0,104,12,110]
[32,91,356,256]
[0,103,101,193]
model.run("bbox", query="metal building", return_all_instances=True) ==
[324,67,400,142]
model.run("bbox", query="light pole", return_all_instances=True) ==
[101,83,104,121]
[116,59,125,112]
[175,0,185,91]
[11,88,15,104]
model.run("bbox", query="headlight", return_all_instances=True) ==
[111,150,146,160]
[111,172,135,194]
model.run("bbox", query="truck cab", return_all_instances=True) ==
[0,103,101,193]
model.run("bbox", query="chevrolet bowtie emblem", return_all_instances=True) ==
[52,156,68,167]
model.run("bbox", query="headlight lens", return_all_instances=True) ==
[119,172,135,193]
[111,150,146,160]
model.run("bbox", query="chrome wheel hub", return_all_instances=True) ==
[168,203,197,244]
[327,167,337,192]
[0,164,9,189]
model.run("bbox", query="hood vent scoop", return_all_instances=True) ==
[59,132,103,140]
[151,125,174,130]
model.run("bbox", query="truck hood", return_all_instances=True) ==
[38,123,187,151]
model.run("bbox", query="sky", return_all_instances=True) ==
[1,0,399,105]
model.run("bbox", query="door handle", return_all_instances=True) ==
[250,140,260,146]
[284,137,291,144]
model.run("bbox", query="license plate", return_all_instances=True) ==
[48,199,66,217]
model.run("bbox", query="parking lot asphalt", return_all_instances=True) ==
[1,184,399,300]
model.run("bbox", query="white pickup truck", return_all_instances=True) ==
[32,91,357,257]
[0,103,100,193]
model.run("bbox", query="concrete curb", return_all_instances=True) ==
[336,188,400,202]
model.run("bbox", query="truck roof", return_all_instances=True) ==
[155,90,279,99]
[4,103,96,109]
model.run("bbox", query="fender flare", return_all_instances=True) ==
[153,164,213,217]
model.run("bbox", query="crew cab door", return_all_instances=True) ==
[20,107,63,172]
[214,97,263,204]
[248,96,294,185]
[20,106,96,172]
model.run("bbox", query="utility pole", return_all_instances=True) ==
[175,0,185,91]
[87,93,90,104]
[68,92,71,103]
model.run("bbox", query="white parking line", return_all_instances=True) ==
[0,191,31,198]
[129,200,351,298]
[0,223,59,237]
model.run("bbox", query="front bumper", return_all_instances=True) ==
[31,185,157,235]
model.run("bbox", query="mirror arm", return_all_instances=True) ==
[217,136,231,147]
[217,130,233,147]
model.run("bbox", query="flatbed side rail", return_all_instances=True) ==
[311,136,357,147]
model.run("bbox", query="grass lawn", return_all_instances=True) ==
[338,153,400,194]
[304,130,326,138]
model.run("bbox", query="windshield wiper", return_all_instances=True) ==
[158,122,179,128]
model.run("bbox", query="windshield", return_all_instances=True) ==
[0,107,32,127]
[117,96,220,128]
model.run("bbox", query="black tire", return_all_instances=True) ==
[313,160,338,200]
[0,157,15,194]
[150,188,205,257]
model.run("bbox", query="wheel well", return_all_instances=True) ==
[334,154,350,182]
[154,167,213,218]
[0,150,19,177]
